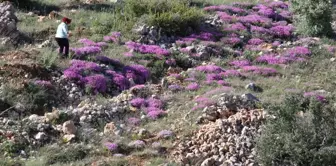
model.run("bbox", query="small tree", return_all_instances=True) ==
[290,0,333,37]
[257,95,336,166]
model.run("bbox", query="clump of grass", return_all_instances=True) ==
[1,82,58,115]
[43,145,89,165]
[257,94,336,165]
[37,48,59,69]
[124,0,204,36]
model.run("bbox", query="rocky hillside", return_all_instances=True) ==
[1,0,336,166]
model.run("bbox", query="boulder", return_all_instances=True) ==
[62,120,77,135]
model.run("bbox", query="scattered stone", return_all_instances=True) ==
[103,122,116,135]
[128,140,146,149]
[245,83,263,92]
[172,93,265,165]
[63,134,76,143]
[35,132,47,140]
[138,128,151,139]
[62,120,76,135]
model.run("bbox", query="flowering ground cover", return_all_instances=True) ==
[3,0,336,165]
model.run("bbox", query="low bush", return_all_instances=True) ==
[290,0,333,37]
[124,0,204,36]
[0,139,28,158]
[44,146,88,165]
[257,94,336,166]
[37,49,59,69]
[1,83,58,115]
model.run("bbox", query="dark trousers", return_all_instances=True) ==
[55,38,69,57]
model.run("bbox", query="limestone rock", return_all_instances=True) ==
[62,120,77,135]
[104,122,116,135]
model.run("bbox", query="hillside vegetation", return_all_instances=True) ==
[1,0,336,166]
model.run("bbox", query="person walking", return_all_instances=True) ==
[55,17,71,58]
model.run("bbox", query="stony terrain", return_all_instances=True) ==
[1,0,336,165]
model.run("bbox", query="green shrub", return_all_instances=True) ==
[38,49,59,69]
[1,83,57,115]
[290,0,333,37]
[257,94,336,166]
[45,146,88,165]
[0,159,23,166]
[124,0,204,36]
[147,59,166,83]
[0,139,27,157]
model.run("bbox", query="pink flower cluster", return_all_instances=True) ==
[125,41,170,56]
[71,46,102,56]
[104,32,121,43]
[63,60,150,94]
[130,97,166,120]
[78,38,108,47]
[303,91,327,103]
[229,60,251,67]
[224,23,247,32]
[286,46,311,57]
[195,65,224,73]
[256,54,305,65]
[186,83,200,91]
[34,80,53,88]
[220,70,243,77]
[270,25,294,38]
[216,12,235,23]
[192,97,216,111]
[242,65,277,76]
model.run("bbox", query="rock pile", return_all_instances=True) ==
[133,24,176,44]
[0,1,25,45]
[196,93,259,124]
[172,93,265,166]
[71,95,131,124]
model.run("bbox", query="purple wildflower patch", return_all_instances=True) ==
[224,23,247,32]
[186,83,200,91]
[220,70,243,77]
[127,117,141,125]
[248,38,264,45]
[270,25,294,38]
[168,84,182,91]
[229,60,251,67]
[147,110,166,120]
[104,32,121,43]
[95,56,122,67]
[165,59,176,66]
[256,54,292,64]
[286,46,311,57]
[242,66,277,76]
[123,64,150,84]
[125,41,170,56]
[146,98,163,108]
[251,25,271,35]
[157,130,174,138]
[84,74,108,93]
[195,65,224,73]
[216,11,235,22]
[34,80,53,88]
[238,14,272,26]
[221,37,242,46]
[128,140,146,148]
[71,46,102,56]
[130,98,147,108]
[104,142,118,151]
